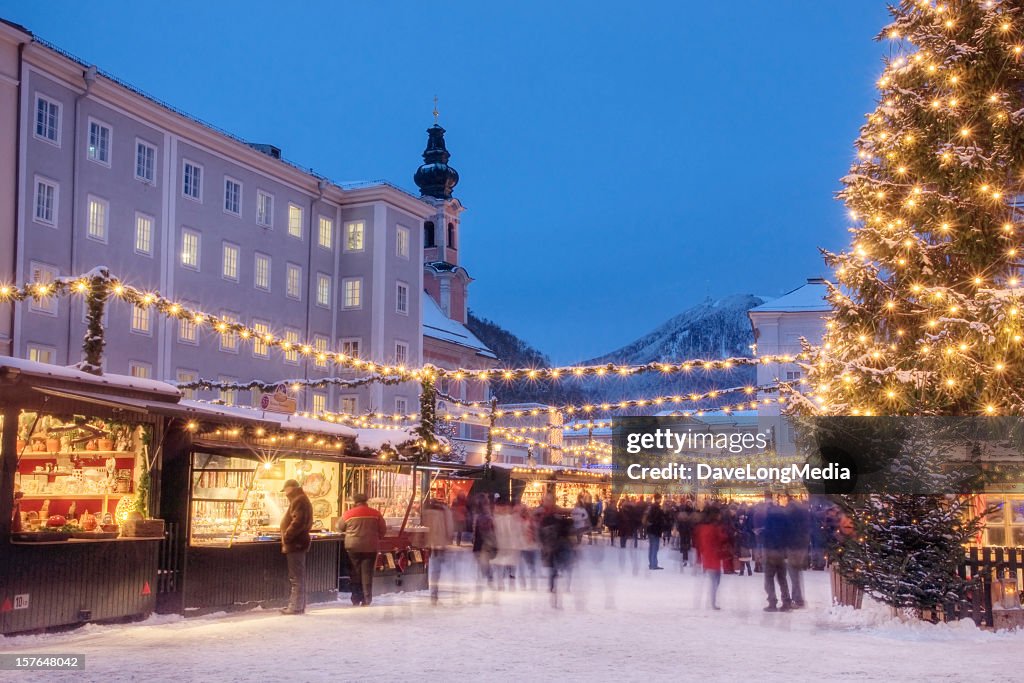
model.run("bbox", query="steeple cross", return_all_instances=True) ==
[433,96,439,124]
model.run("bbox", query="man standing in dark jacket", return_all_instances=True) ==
[762,502,792,612]
[643,493,667,570]
[280,479,314,614]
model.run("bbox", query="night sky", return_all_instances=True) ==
[0,1,893,362]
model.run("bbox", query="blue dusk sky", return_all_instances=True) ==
[0,1,892,363]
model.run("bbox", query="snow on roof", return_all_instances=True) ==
[351,427,420,451]
[749,279,831,313]
[0,357,181,399]
[422,292,497,358]
[177,400,358,438]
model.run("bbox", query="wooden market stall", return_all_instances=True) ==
[0,358,181,635]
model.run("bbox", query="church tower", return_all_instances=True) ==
[415,111,472,324]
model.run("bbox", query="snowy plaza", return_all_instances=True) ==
[1,545,1019,682]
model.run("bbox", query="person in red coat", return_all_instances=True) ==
[338,492,388,606]
[693,506,728,610]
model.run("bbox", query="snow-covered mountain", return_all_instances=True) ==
[470,294,766,408]
[583,294,765,366]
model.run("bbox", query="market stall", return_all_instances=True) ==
[490,464,610,508]
[0,358,176,635]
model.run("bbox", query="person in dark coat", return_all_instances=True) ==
[676,503,694,566]
[642,493,667,570]
[280,479,314,614]
[786,499,811,607]
[762,502,792,611]
[602,496,619,545]
[537,494,574,605]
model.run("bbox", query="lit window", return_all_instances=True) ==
[340,396,358,414]
[28,262,58,316]
[176,369,197,400]
[178,303,198,344]
[395,341,409,366]
[34,95,60,143]
[396,225,410,258]
[87,196,107,241]
[224,178,241,215]
[253,320,270,358]
[396,397,408,415]
[316,273,331,308]
[222,242,239,281]
[286,263,302,300]
[312,392,327,414]
[135,140,156,183]
[254,253,271,291]
[87,120,111,165]
[284,328,299,364]
[318,216,333,249]
[131,304,151,334]
[182,161,202,200]
[135,213,154,255]
[313,335,329,368]
[343,278,362,309]
[396,281,409,315]
[345,221,364,251]
[34,178,57,225]
[218,376,236,406]
[257,191,273,227]
[288,204,303,238]
[340,338,360,359]
[219,311,239,352]
[129,361,152,379]
[181,229,200,269]
[27,344,55,365]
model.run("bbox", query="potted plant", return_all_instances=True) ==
[96,420,114,451]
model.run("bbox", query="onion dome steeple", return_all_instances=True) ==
[414,98,459,200]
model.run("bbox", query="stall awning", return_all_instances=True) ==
[31,386,201,419]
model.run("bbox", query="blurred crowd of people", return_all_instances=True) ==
[423,490,845,611]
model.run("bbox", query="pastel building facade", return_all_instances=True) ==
[0,20,470,416]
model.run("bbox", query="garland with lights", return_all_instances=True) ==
[175,373,408,393]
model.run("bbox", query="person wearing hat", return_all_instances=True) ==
[338,492,387,606]
[280,479,313,614]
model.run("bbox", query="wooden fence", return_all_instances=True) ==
[921,546,1024,627]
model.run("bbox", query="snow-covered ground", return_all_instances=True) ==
[1,544,1020,682]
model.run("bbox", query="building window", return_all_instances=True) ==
[222,242,239,281]
[396,281,409,315]
[316,273,331,308]
[87,119,111,165]
[394,341,409,366]
[178,304,199,344]
[395,397,408,415]
[254,253,271,291]
[342,278,362,309]
[312,392,327,415]
[27,344,56,365]
[288,203,303,238]
[340,338,360,359]
[87,195,108,242]
[224,177,241,216]
[253,320,270,358]
[219,311,239,352]
[785,371,802,381]
[182,160,203,201]
[256,191,273,227]
[135,140,156,183]
[424,221,435,248]
[218,376,237,406]
[176,369,197,400]
[286,263,302,300]
[131,304,152,335]
[340,396,358,414]
[284,328,300,364]
[34,94,60,144]
[313,335,329,368]
[135,213,154,255]
[33,177,57,226]
[396,225,410,259]
[129,361,152,379]
[318,216,333,249]
[447,222,456,249]
[345,221,364,252]
[28,262,58,316]
[983,496,1024,546]
[181,229,200,269]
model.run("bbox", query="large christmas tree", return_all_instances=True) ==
[801,0,1019,611]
